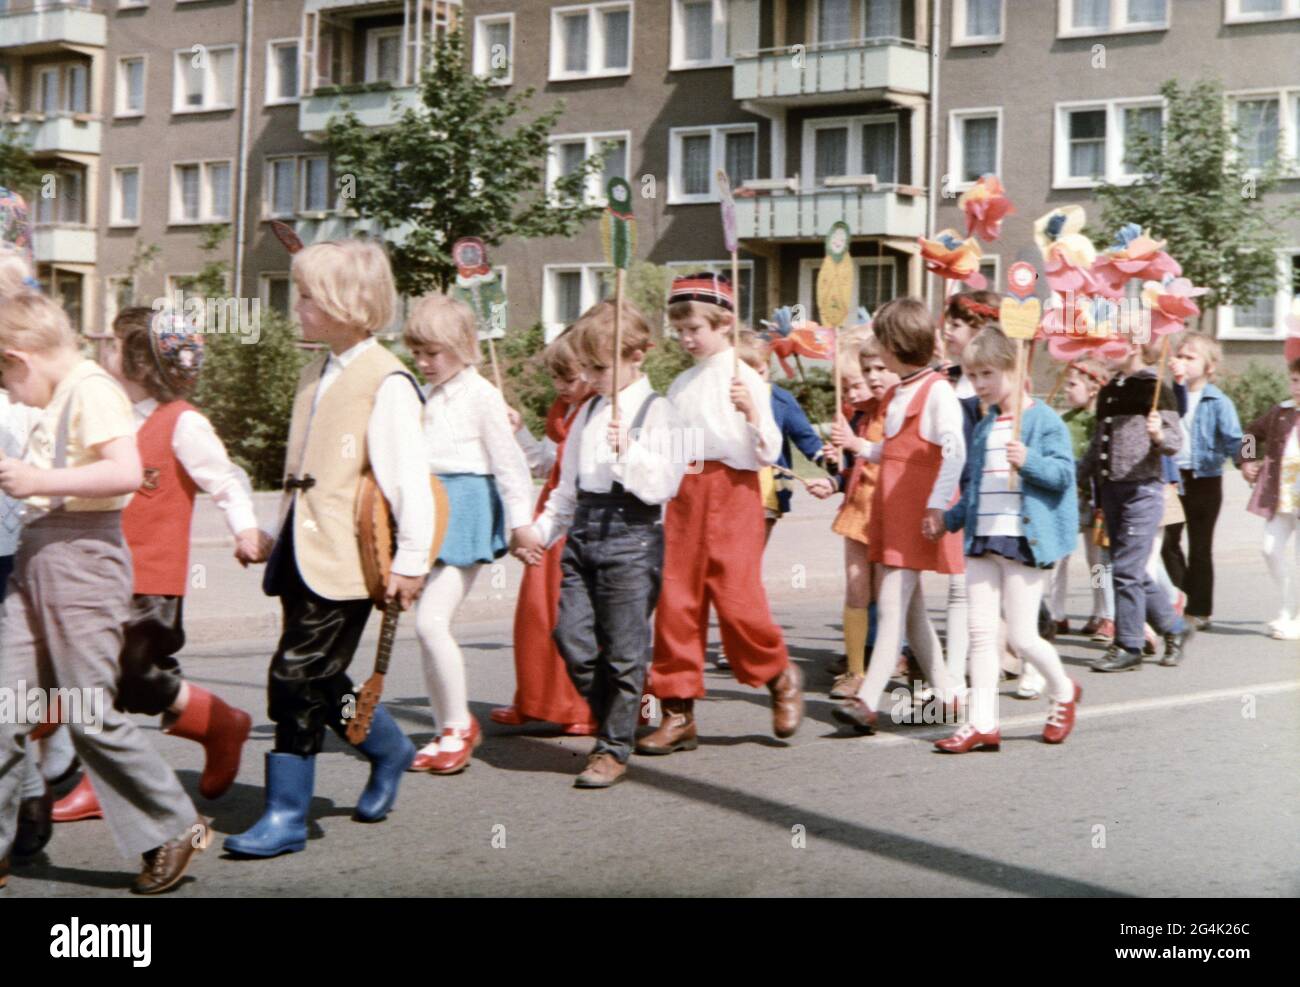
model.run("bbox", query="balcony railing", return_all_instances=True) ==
[9,113,101,155]
[33,224,96,264]
[298,83,422,137]
[733,37,929,104]
[0,1,105,50]
[733,184,927,241]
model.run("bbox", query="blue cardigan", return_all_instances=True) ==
[770,384,826,514]
[945,400,1079,567]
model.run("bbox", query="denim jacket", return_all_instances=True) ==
[945,401,1079,568]
[1182,383,1244,478]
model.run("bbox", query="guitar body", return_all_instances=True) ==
[357,470,450,609]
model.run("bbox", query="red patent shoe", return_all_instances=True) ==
[489,706,531,726]
[934,724,1001,754]
[562,721,598,736]
[410,718,482,775]
[1043,681,1082,744]
[52,774,103,822]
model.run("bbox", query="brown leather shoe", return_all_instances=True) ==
[831,697,879,735]
[829,671,864,699]
[132,818,209,895]
[768,664,804,739]
[635,699,696,755]
[573,752,627,788]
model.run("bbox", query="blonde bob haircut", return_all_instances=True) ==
[0,291,76,354]
[961,326,1016,373]
[572,300,653,365]
[403,293,481,366]
[291,239,396,334]
[1178,331,1222,380]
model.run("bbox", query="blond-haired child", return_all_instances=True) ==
[404,293,537,775]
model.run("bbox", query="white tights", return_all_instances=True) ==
[1262,512,1299,623]
[945,574,969,685]
[855,566,957,713]
[414,563,481,751]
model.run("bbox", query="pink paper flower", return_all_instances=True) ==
[1034,206,1100,296]
[1040,296,1130,363]
[1140,276,1206,338]
[919,229,985,285]
[958,175,1015,243]
[1092,223,1181,296]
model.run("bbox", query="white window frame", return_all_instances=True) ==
[170,159,234,225]
[473,12,516,86]
[111,165,142,228]
[947,106,1003,191]
[547,130,632,205]
[172,44,238,114]
[36,67,60,114]
[543,263,614,342]
[265,38,300,106]
[1218,248,1299,341]
[668,123,760,204]
[1057,0,1169,38]
[1227,87,1300,177]
[666,259,755,325]
[978,254,1000,293]
[952,0,1006,45]
[1052,97,1164,189]
[1225,0,1300,25]
[264,154,333,219]
[671,0,732,70]
[549,2,635,82]
[115,55,146,117]
[118,1,149,8]
[798,255,897,323]
[259,272,297,318]
[802,113,901,188]
[364,26,404,85]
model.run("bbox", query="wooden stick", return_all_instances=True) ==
[770,462,816,491]
[1150,334,1171,415]
[1045,364,1069,406]
[613,267,625,423]
[1008,339,1027,492]
[731,250,741,377]
[486,336,504,394]
[832,331,842,424]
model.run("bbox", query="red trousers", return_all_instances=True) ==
[650,462,789,699]
[510,536,595,726]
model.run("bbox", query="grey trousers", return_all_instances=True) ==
[0,511,195,859]
[1100,481,1183,653]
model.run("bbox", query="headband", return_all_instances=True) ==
[953,295,999,321]
[1068,360,1108,386]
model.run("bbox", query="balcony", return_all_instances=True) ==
[10,113,101,156]
[33,225,96,265]
[298,83,422,138]
[734,185,926,241]
[0,2,106,53]
[733,38,929,107]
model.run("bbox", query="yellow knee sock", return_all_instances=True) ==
[844,606,870,677]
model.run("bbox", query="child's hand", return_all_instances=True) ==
[729,378,757,424]
[0,458,42,500]
[509,525,544,566]
[807,477,836,500]
[819,443,841,467]
[506,406,523,432]
[921,508,946,542]
[830,415,858,452]
[1005,439,1027,470]
[233,528,273,567]
[1241,460,1262,485]
[385,573,425,611]
[1146,410,1164,443]
[606,419,629,456]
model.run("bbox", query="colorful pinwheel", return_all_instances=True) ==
[1091,223,1181,297]
[1033,206,1101,296]
[958,175,1015,243]
[919,229,985,287]
[1040,295,1130,363]
[1140,275,1206,338]
[759,307,837,376]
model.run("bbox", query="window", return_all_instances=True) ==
[365,28,403,85]
[669,124,758,203]
[56,273,83,334]
[1053,99,1163,187]
[953,0,1004,44]
[666,260,754,325]
[805,115,899,186]
[1059,0,1168,35]
[816,0,853,43]
[978,256,1000,293]
[672,0,731,68]
[948,108,1001,188]
[173,45,236,113]
[265,155,332,218]
[1226,0,1300,23]
[267,40,299,104]
[260,273,294,319]
[34,168,85,225]
[37,68,60,114]
[171,160,234,224]
[548,132,630,204]
[543,264,613,340]
[864,0,903,37]
[112,166,141,226]
[473,13,515,84]
[1222,251,1300,340]
[33,63,88,115]
[1235,97,1281,171]
[66,64,88,113]
[550,3,633,80]
[117,56,145,116]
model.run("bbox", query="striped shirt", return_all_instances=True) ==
[976,412,1022,537]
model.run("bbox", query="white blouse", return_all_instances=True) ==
[422,366,535,531]
[666,347,782,471]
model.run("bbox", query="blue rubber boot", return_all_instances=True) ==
[223,752,314,857]
[353,705,415,822]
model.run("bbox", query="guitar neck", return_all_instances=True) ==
[375,599,401,677]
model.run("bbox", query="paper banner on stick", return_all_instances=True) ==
[816,221,853,329]
[1001,262,1041,340]
[601,177,637,270]
[716,169,738,254]
[450,236,506,341]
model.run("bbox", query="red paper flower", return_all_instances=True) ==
[919,229,984,285]
[1140,277,1206,338]
[958,175,1015,243]
[1034,206,1099,296]
[1040,296,1130,363]
[1092,224,1181,296]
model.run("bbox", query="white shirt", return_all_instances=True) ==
[515,425,558,480]
[953,372,976,401]
[1176,386,1205,470]
[975,411,1022,538]
[421,365,535,531]
[862,369,966,510]
[304,337,434,579]
[666,347,782,470]
[533,375,687,547]
[0,391,39,556]
[133,398,258,537]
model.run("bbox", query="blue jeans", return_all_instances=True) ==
[553,499,664,764]
[1101,481,1184,653]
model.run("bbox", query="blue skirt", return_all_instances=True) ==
[436,473,507,567]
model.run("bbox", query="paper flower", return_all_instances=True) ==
[1040,295,1130,363]
[1139,276,1206,338]
[760,309,837,376]
[919,229,985,286]
[958,175,1015,242]
[1091,223,1181,296]
[1034,206,1100,296]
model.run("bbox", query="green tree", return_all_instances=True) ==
[0,123,41,195]
[1090,79,1299,331]
[322,28,608,296]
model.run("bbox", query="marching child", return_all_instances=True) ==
[639,273,805,754]
[522,301,685,787]
[494,329,598,735]
[832,298,966,735]
[935,330,1082,752]
[404,294,538,775]
[941,290,1003,401]
[50,307,264,824]
[1160,332,1243,630]
[0,290,206,893]
[224,239,434,858]
[1080,339,1192,672]
[1240,356,1300,641]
